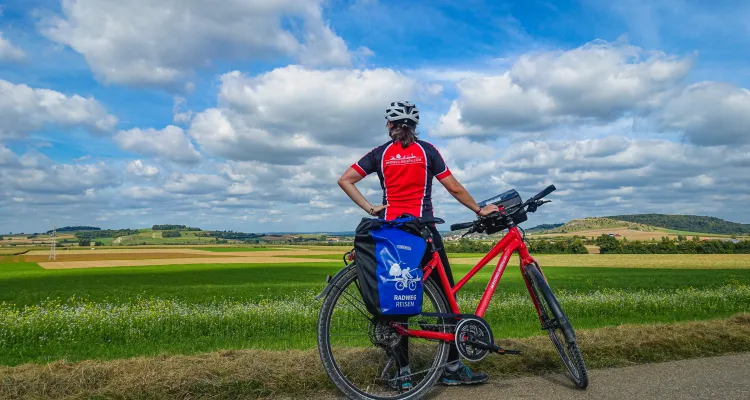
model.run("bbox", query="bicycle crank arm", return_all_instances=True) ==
[472,340,521,355]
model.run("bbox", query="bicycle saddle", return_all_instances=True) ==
[395,213,445,225]
[418,217,445,225]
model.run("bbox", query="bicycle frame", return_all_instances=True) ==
[391,225,544,342]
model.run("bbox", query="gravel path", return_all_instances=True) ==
[426,353,750,400]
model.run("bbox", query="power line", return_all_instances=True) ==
[49,222,56,260]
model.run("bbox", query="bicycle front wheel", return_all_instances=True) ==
[317,265,451,400]
[525,263,589,389]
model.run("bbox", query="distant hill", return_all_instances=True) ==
[47,226,101,234]
[607,214,750,235]
[527,223,565,232]
[542,217,656,234]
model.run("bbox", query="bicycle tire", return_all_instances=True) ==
[525,263,589,389]
[317,266,451,400]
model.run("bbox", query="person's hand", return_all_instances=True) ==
[369,204,388,216]
[477,204,499,217]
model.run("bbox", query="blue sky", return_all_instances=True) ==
[1,0,749,233]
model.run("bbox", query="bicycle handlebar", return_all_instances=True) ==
[529,184,556,203]
[450,221,476,231]
[450,185,558,233]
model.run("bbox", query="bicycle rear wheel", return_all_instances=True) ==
[317,265,451,400]
[525,263,589,389]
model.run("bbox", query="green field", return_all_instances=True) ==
[1,253,749,367]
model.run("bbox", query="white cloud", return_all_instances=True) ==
[126,160,160,178]
[188,108,322,165]
[0,32,25,62]
[115,126,201,165]
[5,162,119,195]
[121,186,168,200]
[0,80,118,141]
[0,145,20,167]
[189,66,422,164]
[39,0,353,87]
[655,82,750,146]
[172,96,193,124]
[434,40,692,137]
[163,173,228,195]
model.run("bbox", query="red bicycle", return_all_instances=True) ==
[317,185,588,399]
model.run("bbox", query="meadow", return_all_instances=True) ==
[1,251,749,367]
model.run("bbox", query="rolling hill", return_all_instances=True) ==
[606,214,750,235]
[542,217,656,234]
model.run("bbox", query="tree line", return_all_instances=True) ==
[595,234,750,254]
[47,226,101,233]
[152,225,201,231]
[74,229,140,239]
[607,214,750,235]
[443,238,588,254]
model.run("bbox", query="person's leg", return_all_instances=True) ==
[393,318,412,390]
[427,226,460,363]
[428,226,489,385]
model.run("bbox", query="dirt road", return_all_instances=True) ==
[428,353,750,400]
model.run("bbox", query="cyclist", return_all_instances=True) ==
[337,100,499,389]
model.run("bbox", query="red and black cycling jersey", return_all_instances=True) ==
[352,139,452,221]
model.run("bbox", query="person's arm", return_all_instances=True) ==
[439,175,498,216]
[338,167,386,215]
[424,142,498,216]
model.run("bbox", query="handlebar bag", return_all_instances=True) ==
[353,216,428,318]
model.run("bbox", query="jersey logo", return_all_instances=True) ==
[386,153,423,166]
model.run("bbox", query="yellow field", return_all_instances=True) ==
[35,248,344,269]
[450,253,750,269]
[529,227,746,241]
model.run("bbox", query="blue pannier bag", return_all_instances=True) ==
[353,215,428,318]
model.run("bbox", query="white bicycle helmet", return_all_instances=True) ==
[385,101,419,126]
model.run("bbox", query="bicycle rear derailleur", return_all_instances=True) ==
[455,316,521,362]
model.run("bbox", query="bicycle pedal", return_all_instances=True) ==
[497,348,521,355]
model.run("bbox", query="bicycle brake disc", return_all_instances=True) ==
[455,317,494,362]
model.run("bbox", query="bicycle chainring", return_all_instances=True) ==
[368,320,402,349]
[455,317,493,362]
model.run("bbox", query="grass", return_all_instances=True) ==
[1,254,749,366]
[449,253,750,269]
[1,314,748,400]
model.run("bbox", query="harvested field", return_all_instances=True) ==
[529,227,747,241]
[1,314,748,400]
[26,249,214,255]
[449,253,750,269]
[38,256,335,269]
[0,249,28,255]
[24,253,223,263]
[28,248,345,269]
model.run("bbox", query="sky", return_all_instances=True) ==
[1,0,749,234]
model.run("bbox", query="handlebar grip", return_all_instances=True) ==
[533,184,556,201]
[450,221,475,231]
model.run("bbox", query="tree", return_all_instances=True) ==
[79,238,91,247]
[677,235,686,242]
[692,236,701,242]
[95,241,105,246]
[595,234,621,253]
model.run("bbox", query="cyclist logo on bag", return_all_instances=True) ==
[382,260,420,291]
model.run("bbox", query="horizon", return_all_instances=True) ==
[5,211,748,236]
[2,1,750,233]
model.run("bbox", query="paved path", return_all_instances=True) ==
[428,353,750,400]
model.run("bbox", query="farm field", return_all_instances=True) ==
[529,227,749,241]
[0,247,748,367]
